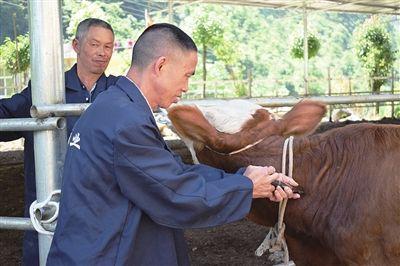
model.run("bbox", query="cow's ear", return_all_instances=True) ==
[167,105,217,143]
[281,100,326,136]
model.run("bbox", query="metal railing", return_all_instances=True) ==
[0,1,66,265]
[184,70,399,100]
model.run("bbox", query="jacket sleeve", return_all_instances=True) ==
[113,121,253,229]
[0,83,32,141]
[170,151,234,182]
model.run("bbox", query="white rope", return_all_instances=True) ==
[255,136,295,266]
[29,190,61,235]
[205,136,265,156]
[278,136,294,229]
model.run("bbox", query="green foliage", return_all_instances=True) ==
[394,105,400,119]
[0,0,29,44]
[193,15,224,48]
[176,4,398,99]
[291,34,321,59]
[0,34,30,74]
[62,0,142,42]
[354,16,396,92]
[214,41,238,65]
[285,82,298,96]
[192,11,227,96]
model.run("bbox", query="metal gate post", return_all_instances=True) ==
[28,1,66,265]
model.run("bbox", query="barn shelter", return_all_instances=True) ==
[0,1,398,265]
[167,0,400,15]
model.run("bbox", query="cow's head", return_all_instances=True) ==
[168,100,326,163]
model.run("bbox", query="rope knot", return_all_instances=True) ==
[29,190,61,235]
[255,222,289,264]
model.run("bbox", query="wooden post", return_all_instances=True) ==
[303,5,309,96]
[328,66,332,121]
[348,77,352,96]
[391,69,395,117]
[248,68,253,98]
[168,0,173,23]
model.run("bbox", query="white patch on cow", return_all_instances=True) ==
[180,136,200,164]
[196,99,265,134]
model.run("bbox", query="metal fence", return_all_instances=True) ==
[0,2,66,265]
[183,70,400,118]
[0,69,28,98]
[184,71,399,100]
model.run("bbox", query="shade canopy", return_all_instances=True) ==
[172,0,400,15]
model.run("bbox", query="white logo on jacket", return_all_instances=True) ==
[69,133,81,150]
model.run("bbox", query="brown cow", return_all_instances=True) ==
[168,100,400,266]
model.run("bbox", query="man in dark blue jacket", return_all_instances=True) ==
[48,23,300,265]
[0,18,117,266]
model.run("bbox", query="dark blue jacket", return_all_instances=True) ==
[0,64,117,266]
[47,77,253,266]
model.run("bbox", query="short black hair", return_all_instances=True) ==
[75,18,114,41]
[131,23,197,69]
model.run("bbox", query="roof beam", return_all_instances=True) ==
[168,0,400,15]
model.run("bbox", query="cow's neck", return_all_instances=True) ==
[283,133,341,240]
[244,134,332,226]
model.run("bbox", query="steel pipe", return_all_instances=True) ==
[30,104,90,118]
[0,117,66,131]
[29,0,66,264]
[27,94,400,120]
[183,94,400,108]
[0,217,34,231]
[0,216,56,232]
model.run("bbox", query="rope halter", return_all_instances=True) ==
[255,136,295,266]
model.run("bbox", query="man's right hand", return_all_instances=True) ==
[243,165,301,202]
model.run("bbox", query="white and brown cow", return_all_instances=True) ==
[168,100,400,266]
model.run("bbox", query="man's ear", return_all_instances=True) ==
[72,39,80,54]
[154,56,166,76]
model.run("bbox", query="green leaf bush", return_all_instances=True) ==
[354,16,396,92]
[291,34,321,59]
[0,34,30,74]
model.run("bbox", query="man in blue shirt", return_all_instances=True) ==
[0,18,117,266]
[48,23,300,265]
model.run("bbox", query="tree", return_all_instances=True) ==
[0,33,30,91]
[354,16,396,114]
[354,17,396,94]
[0,0,28,43]
[214,40,246,96]
[178,4,397,100]
[62,0,142,42]
[0,34,30,86]
[193,14,224,97]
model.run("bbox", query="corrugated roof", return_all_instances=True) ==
[172,0,400,15]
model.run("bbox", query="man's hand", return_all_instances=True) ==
[243,165,301,202]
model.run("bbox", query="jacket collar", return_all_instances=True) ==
[115,76,171,150]
[65,64,108,93]
[115,76,150,108]
[116,76,156,117]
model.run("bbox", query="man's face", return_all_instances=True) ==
[155,50,198,109]
[73,26,114,75]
